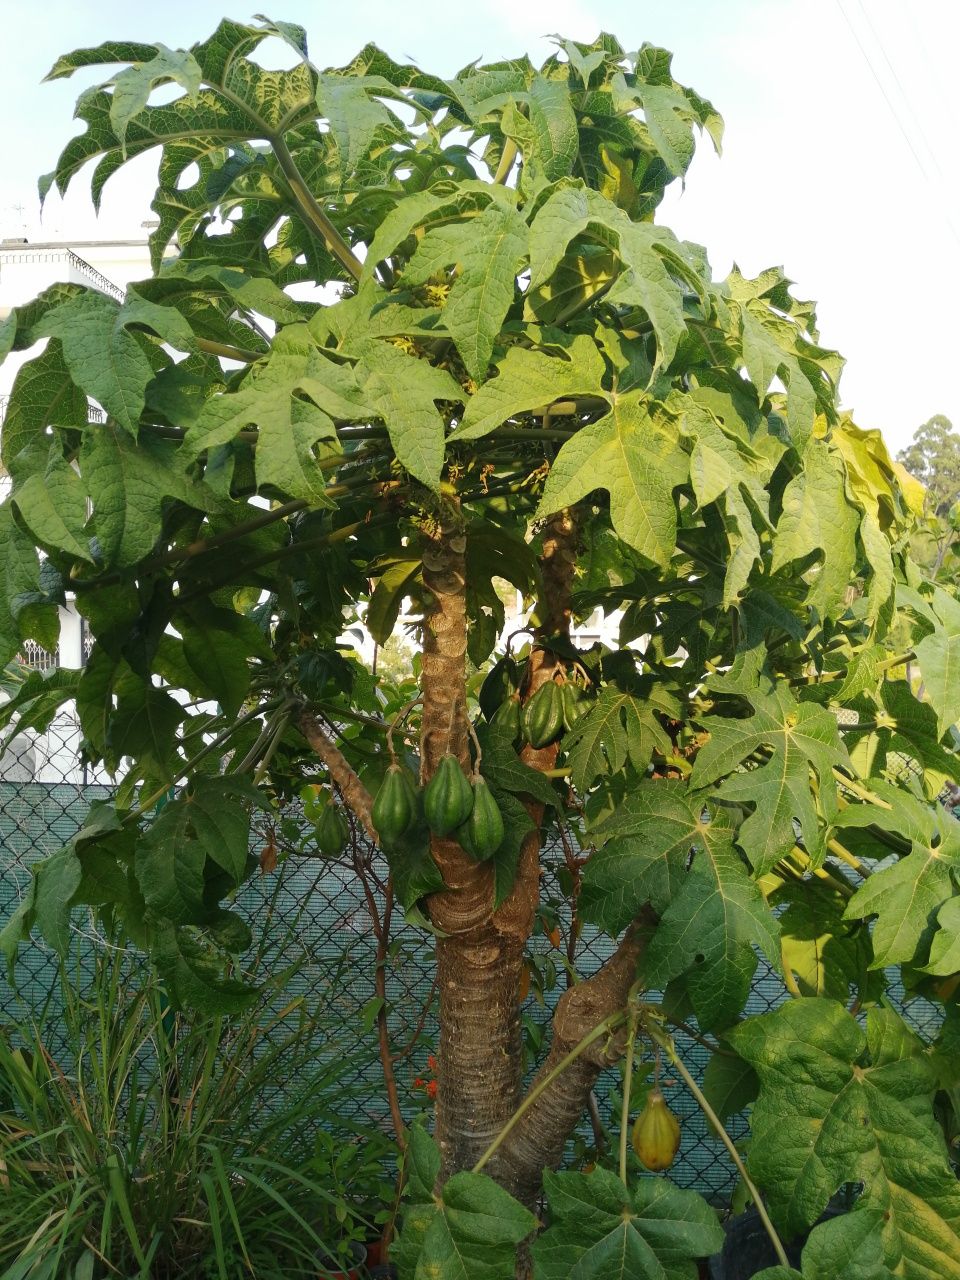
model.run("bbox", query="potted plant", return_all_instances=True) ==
[308,1127,397,1279]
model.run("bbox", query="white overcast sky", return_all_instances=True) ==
[1,0,957,452]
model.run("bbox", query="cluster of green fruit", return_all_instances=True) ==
[373,754,505,861]
[491,679,588,748]
[306,678,589,862]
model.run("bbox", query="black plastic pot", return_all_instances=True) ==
[314,1241,368,1280]
[366,1267,398,1279]
[708,1208,843,1279]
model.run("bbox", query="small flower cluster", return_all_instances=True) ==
[413,1053,438,1100]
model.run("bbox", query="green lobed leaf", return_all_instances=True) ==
[0,340,89,472]
[730,999,960,1277]
[153,922,257,1014]
[796,1208,890,1280]
[584,782,780,1030]
[531,1167,723,1280]
[353,340,462,490]
[108,45,203,153]
[12,447,93,561]
[33,289,188,433]
[527,184,694,369]
[841,800,960,969]
[451,333,606,441]
[0,502,43,666]
[316,72,400,177]
[561,682,678,792]
[185,326,366,502]
[34,848,83,953]
[135,775,263,923]
[106,684,184,777]
[402,202,528,381]
[692,675,850,874]
[526,73,579,181]
[913,586,960,736]
[582,780,708,926]
[396,1130,536,1280]
[538,397,687,566]
[771,444,860,619]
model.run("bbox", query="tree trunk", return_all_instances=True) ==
[420,514,524,1173]
[421,507,646,1196]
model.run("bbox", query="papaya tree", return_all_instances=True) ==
[2,17,960,1278]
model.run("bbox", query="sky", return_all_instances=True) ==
[1,0,958,452]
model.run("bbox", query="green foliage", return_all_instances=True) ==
[731,1000,960,1276]
[530,1167,723,1279]
[1,17,959,1267]
[0,945,390,1280]
[396,1127,537,1279]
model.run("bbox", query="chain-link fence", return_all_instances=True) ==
[0,716,946,1209]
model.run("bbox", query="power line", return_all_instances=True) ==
[834,0,960,253]
[853,0,945,184]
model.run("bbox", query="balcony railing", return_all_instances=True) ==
[0,246,124,303]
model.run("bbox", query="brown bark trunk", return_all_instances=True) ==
[421,510,588,1178]
[490,912,655,1205]
[420,513,525,1174]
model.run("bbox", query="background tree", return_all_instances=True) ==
[1,18,960,1278]
[898,414,960,578]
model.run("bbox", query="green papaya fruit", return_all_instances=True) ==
[522,681,565,748]
[372,764,416,846]
[455,777,505,861]
[423,752,474,837]
[561,682,588,731]
[491,693,521,740]
[314,802,349,857]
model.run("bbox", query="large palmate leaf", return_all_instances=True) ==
[583,782,780,1029]
[753,1208,890,1280]
[725,267,842,443]
[0,340,89,471]
[33,287,194,433]
[913,585,960,736]
[135,776,264,923]
[692,675,850,873]
[184,325,373,500]
[12,445,92,561]
[80,423,221,568]
[153,923,257,1014]
[527,184,698,368]
[451,333,607,440]
[538,396,688,566]
[395,1128,536,1280]
[402,201,527,381]
[353,339,463,490]
[7,803,132,957]
[0,503,43,666]
[315,72,403,177]
[773,879,876,1002]
[531,1167,723,1280]
[561,682,678,792]
[44,19,318,204]
[839,793,960,969]
[770,443,860,618]
[731,1000,960,1278]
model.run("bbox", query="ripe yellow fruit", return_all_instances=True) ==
[632,1088,681,1171]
